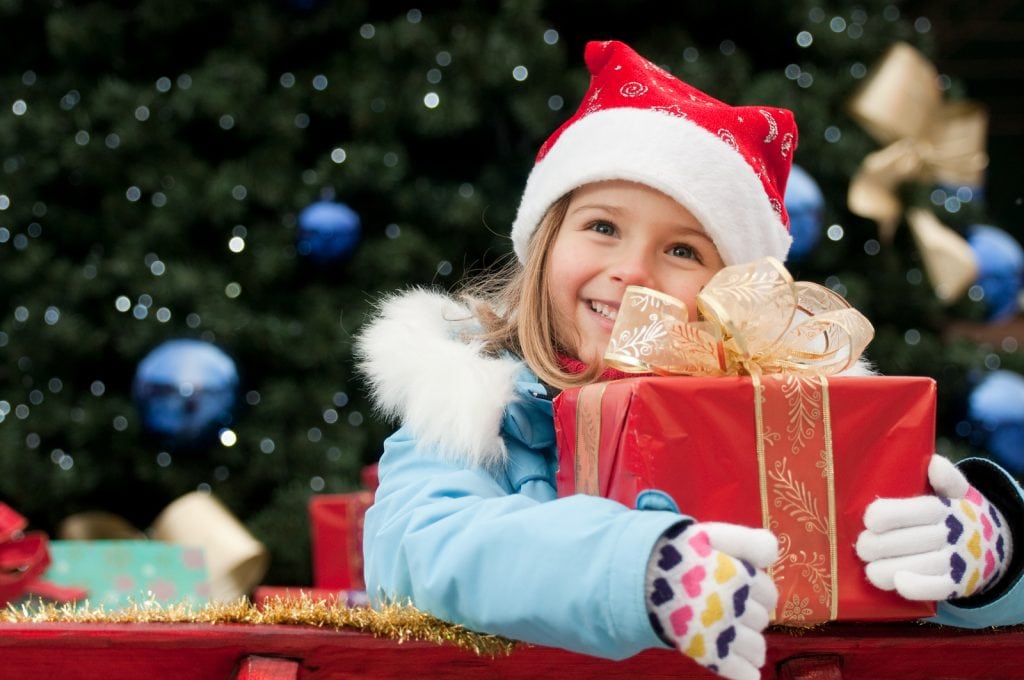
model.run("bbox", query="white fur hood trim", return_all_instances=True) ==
[355,289,521,468]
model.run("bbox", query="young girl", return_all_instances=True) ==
[356,40,1024,680]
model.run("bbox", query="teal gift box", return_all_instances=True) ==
[42,540,211,609]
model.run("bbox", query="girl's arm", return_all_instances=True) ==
[364,422,683,660]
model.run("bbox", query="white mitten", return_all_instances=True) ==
[856,454,1013,600]
[646,520,778,680]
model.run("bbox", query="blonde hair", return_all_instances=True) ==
[461,192,603,390]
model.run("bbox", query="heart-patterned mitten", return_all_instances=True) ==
[645,520,778,680]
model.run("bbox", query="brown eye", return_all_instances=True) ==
[669,244,697,259]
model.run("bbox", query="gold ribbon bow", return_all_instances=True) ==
[847,42,988,243]
[604,257,874,377]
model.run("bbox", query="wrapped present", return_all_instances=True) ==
[554,258,937,625]
[309,490,374,590]
[42,540,210,608]
[57,491,269,603]
[555,374,936,625]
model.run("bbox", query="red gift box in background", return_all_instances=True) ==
[308,465,378,591]
[554,375,937,625]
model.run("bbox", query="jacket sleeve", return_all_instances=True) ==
[363,422,683,660]
[931,457,1024,627]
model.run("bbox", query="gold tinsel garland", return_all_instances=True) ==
[0,595,517,657]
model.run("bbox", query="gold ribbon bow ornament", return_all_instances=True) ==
[605,257,874,378]
[847,42,989,243]
[847,43,987,304]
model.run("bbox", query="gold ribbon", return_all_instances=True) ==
[847,42,988,243]
[604,257,874,379]
[905,209,979,303]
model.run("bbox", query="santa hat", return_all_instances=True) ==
[510,40,797,266]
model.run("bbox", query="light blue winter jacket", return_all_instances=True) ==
[357,289,1024,660]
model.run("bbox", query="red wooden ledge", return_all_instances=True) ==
[0,622,1022,679]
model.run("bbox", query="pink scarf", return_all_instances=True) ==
[557,355,648,382]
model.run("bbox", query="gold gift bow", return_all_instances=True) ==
[604,257,874,379]
[57,492,269,603]
[847,42,989,243]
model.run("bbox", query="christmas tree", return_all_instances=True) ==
[1,0,1021,586]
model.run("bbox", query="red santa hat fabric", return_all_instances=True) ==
[510,40,798,266]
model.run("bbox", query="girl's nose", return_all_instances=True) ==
[609,247,656,288]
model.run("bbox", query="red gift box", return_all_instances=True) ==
[554,374,937,625]
[309,490,374,591]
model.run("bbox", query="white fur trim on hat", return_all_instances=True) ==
[510,107,792,266]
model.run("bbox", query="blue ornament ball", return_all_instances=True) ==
[967,224,1023,322]
[967,370,1024,474]
[296,200,361,263]
[133,339,239,448]
[783,164,824,262]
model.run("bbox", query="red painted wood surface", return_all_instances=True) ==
[233,656,300,680]
[1,622,1023,679]
[777,655,844,680]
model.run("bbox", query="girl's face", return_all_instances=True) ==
[546,180,725,364]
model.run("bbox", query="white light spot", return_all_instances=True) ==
[219,429,238,447]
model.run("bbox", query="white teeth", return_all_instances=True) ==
[590,301,618,321]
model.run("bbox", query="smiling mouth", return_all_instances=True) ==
[590,301,618,322]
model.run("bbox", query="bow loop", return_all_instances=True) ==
[604,257,874,377]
